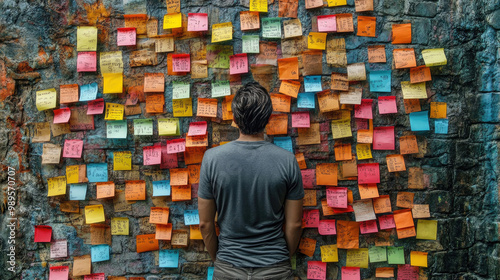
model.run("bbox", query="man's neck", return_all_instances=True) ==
[237,132,265,142]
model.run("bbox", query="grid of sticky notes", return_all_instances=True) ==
[34,0,450,279]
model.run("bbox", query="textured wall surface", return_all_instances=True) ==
[0,0,499,279]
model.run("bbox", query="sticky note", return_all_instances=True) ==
[69,184,87,200]
[387,246,405,264]
[163,13,182,29]
[73,255,91,276]
[106,120,127,138]
[401,81,427,99]
[378,214,396,230]
[34,225,52,242]
[153,180,171,196]
[358,184,378,199]
[273,136,293,153]
[331,118,352,139]
[103,73,123,94]
[266,114,288,135]
[155,35,175,53]
[378,96,397,114]
[386,154,406,172]
[326,187,347,208]
[150,207,170,224]
[49,266,69,280]
[305,0,324,9]
[430,102,447,119]
[229,53,248,75]
[297,92,316,109]
[133,119,153,136]
[111,217,129,235]
[412,204,430,218]
[422,48,447,66]
[207,45,232,69]
[136,234,159,253]
[373,126,394,150]
[410,66,432,84]
[368,45,386,63]
[87,98,104,115]
[393,48,417,69]
[159,249,179,268]
[321,245,338,262]
[91,244,109,262]
[341,267,360,280]
[250,0,267,12]
[187,13,208,31]
[197,98,218,117]
[80,83,98,101]
[47,176,66,197]
[410,111,430,131]
[416,219,437,240]
[117,27,136,46]
[336,13,354,32]
[304,76,322,92]
[356,143,372,160]
[77,26,98,51]
[210,80,230,98]
[337,220,359,249]
[410,251,428,267]
[376,267,394,278]
[242,35,260,53]
[291,112,310,128]
[435,119,449,134]
[77,52,97,72]
[369,71,391,92]
[262,18,281,39]
[240,11,260,31]
[167,138,186,154]
[318,219,336,236]
[50,240,68,258]
[308,32,327,50]
[352,199,376,222]
[125,180,146,200]
[357,163,380,184]
[170,81,190,100]
[36,88,57,111]
[369,246,387,263]
[307,261,326,280]
[278,57,299,80]
[184,210,200,225]
[172,54,190,72]
[354,99,373,119]
[328,0,346,6]
[347,63,366,81]
[317,15,336,32]
[283,18,302,38]
[392,23,411,44]
[355,0,374,11]
[100,51,123,73]
[212,22,233,43]
[87,163,108,183]
[85,204,105,224]
[346,248,369,268]
[158,118,180,136]
[279,80,301,98]
[143,145,161,165]
[357,16,376,37]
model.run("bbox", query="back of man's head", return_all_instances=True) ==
[232,82,273,135]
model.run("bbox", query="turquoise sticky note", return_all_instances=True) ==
[387,246,405,264]
[304,76,322,92]
[369,71,391,92]
[69,184,87,200]
[153,180,171,197]
[410,111,430,131]
[298,92,316,109]
[91,244,110,262]
[184,210,200,225]
[211,80,231,98]
[368,246,387,263]
[159,249,179,268]
[80,82,98,101]
[87,163,108,183]
[274,136,293,153]
[242,35,260,54]
[207,267,214,280]
[435,119,448,134]
[106,120,128,138]
[262,18,281,38]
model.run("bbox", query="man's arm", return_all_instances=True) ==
[198,197,218,261]
[284,199,303,257]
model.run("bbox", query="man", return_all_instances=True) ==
[198,82,304,280]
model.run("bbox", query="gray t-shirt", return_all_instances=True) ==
[198,140,304,268]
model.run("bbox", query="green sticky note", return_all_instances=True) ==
[262,17,281,38]
[207,45,233,69]
[369,246,387,263]
[172,81,190,100]
[416,219,438,240]
[133,119,153,136]
[291,254,296,270]
[106,120,128,139]
[211,81,231,98]
[387,246,405,264]
[242,35,260,54]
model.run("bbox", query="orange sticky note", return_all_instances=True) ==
[171,185,191,201]
[430,102,447,119]
[357,16,376,37]
[296,153,307,169]
[337,220,359,249]
[410,66,432,84]
[149,207,170,225]
[321,199,335,216]
[136,234,159,253]
[376,267,394,278]
[373,194,392,213]
[336,13,354,32]
[386,154,406,172]
[317,90,340,113]
[400,135,419,154]
[188,164,201,184]
[266,114,288,135]
[145,93,165,114]
[358,184,379,199]
[125,180,146,201]
[303,189,317,206]
[298,237,316,257]
[279,80,301,98]
[190,225,203,240]
[144,73,165,93]
[156,223,173,240]
[367,45,386,63]
[355,0,373,11]
[331,73,349,91]
[196,98,218,118]
[316,163,338,186]
[270,93,291,112]
[297,123,321,145]
[60,84,79,104]
[96,182,115,199]
[404,99,421,114]
[334,143,352,161]
[278,57,299,80]
[186,134,208,147]
[397,226,416,239]
[393,209,414,229]
[240,11,260,31]
[392,23,412,44]
[170,168,189,186]
[393,48,417,69]
[396,192,414,208]
[184,147,206,165]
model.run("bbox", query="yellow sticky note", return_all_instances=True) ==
[401,81,427,99]
[163,13,182,29]
[321,245,338,262]
[36,88,57,111]
[331,118,352,139]
[416,219,437,240]
[103,73,123,94]
[249,0,268,12]
[173,98,193,117]
[327,0,347,6]
[47,176,67,197]
[430,102,447,119]
[410,251,428,267]
[356,143,372,160]
[158,118,180,136]
[346,248,369,268]
[111,217,129,235]
[77,26,98,51]
[104,103,124,121]
[308,32,327,50]
[66,165,79,184]
[85,204,105,224]
[100,51,123,73]
[421,48,447,67]
[212,22,233,43]
[189,225,203,240]
[114,151,132,171]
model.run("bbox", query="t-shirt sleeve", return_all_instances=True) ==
[286,157,304,200]
[197,153,214,199]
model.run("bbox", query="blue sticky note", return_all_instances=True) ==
[369,71,391,92]
[435,119,448,134]
[297,93,316,109]
[80,82,98,101]
[87,163,108,183]
[159,249,179,268]
[207,267,214,280]
[409,111,430,131]
[69,184,87,200]
[274,137,293,153]
[304,76,322,92]
[153,180,171,196]
[91,244,110,262]
[184,210,200,225]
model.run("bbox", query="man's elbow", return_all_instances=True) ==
[199,221,214,232]
[286,221,303,231]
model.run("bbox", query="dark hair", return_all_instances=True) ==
[231,82,273,135]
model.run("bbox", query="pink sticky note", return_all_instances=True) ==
[292,112,310,128]
[303,209,320,228]
[53,108,71,124]
[63,139,84,158]
[378,214,396,230]
[301,169,316,189]
[398,264,419,280]
[307,261,327,280]
[355,119,368,130]
[341,267,360,280]
[373,126,395,150]
[229,53,249,75]
[326,187,348,208]
[172,54,191,72]
[49,266,69,280]
[317,15,337,32]
[87,98,104,115]
[188,121,208,136]
[357,163,380,184]
[187,13,208,31]
[77,52,97,72]
[167,139,186,154]
[143,144,162,165]
[34,225,52,242]
[84,273,105,280]
[378,96,398,114]
[161,145,179,169]
[354,99,373,119]
[50,240,68,258]
[360,220,379,234]
[117,27,136,46]
[318,219,336,235]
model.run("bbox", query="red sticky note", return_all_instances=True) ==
[378,96,397,114]
[117,27,136,46]
[357,163,380,184]
[53,108,71,124]
[34,225,52,242]
[167,139,186,154]
[87,98,105,115]
[172,54,190,72]
[326,187,347,208]
[303,209,320,228]
[301,169,316,189]
[63,139,84,158]
[143,145,162,165]
[318,219,336,235]
[161,145,179,169]
[354,99,373,119]
[317,15,337,32]
[77,52,97,72]
[187,13,208,31]
[188,121,208,136]
[373,126,395,150]
[84,273,105,280]
[292,112,310,128]
[230,53,249,75]
[360,220,378,234]
[307,261,327,280]
[49,266,69,280]
[398,264,419,279]
[378,214,396,230]
[342,267,360,280]
[355,119,368,130]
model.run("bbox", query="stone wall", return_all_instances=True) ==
[0,0,499,279]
